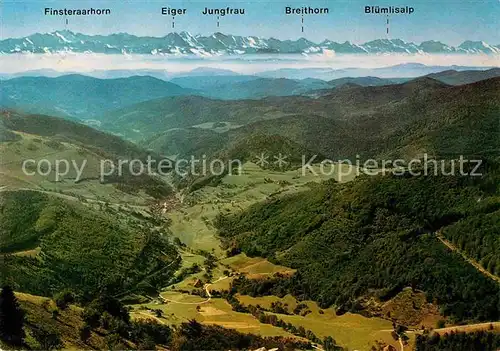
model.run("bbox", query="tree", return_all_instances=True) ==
[0,285,25,346]
[105,333,126,350]
[82,306,101,328]
[54,289,75,310]
[80,324,91,342]
[32,328,62,350]
[181,320,202,338]
[154,309,163,318]
[137,336,156,350]
[323,336,339,351]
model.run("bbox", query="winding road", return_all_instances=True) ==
[159,276,228,305]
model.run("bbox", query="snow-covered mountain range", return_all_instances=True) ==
[1,31,499,55]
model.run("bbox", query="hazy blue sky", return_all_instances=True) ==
[2,0,499,45]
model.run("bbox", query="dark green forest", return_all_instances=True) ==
[442,210,500,276]
[217,160,500,322]
[0,191,180,301]
[415,330,500,351]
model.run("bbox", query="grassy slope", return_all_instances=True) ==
[1,110,151,159]
[235,293,400,351]
[0,110,172,202]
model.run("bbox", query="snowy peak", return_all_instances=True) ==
[458,40,500,54]
[419,40,454,53]
[1,31,499,55]
[362,39,423,53]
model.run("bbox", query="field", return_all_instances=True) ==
[166,161,360,255]
[222,254,295,276]
[434,322,500,335]
[236,294,406,351]
[130,288,409,350]
[130,292,298,339]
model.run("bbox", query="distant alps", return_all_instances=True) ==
[1,30,499,55]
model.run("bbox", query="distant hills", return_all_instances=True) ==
[4,63,496,81]
[427,68,500,85]
[2,68,499,120]
[139,76,500,161]
[175,77,332,100]
[0,75,196,118]
[99,95,284,139]
[258,64,499,80]
[2,30,500,55]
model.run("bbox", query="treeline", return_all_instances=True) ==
[242,304,340,350]
[221,289,342,350]
[1,110,152,160]
[216,162,500,323]
[415,330,500,351]
[105,172,173,199]
[169,320,311,351]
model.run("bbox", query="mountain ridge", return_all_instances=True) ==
[2,30,500,55]
[0,74,196,118]
[140,77,500,161]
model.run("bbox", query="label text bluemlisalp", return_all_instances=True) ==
[364,6,415,14]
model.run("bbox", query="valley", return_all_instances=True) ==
[0,62,499,350]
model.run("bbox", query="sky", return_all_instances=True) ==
[1,0,499,45]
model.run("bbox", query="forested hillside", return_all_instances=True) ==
[143,78,500,161]
[0,191,179,301]
[442,210,500,276]
[217,161,500,323]
[1,68,499,350]
[1,75,195,118]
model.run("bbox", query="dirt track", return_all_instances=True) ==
[159,276,228,305]
[436,233,500,284]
